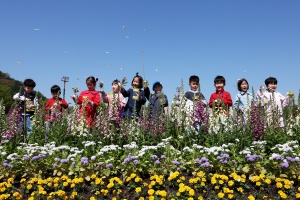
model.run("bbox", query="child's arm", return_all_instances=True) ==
[208,94,214,108]
[100,91,109,103]
[224,92,233,107]
[138,90,147,105]
[45,100,51,111]
[119,94,127,108]
[120,88,130,98]
[13,92,25,101]
[278,92,289,108]
[60,99,69,109]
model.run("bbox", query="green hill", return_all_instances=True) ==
[0,71,47,113]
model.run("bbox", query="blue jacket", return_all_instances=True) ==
[233,92,253,110]
[121,88,146,117]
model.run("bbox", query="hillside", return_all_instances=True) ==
[0,71,47,113]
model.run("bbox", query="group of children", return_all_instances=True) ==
[13,73,290,136]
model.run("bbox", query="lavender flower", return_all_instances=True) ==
[133,160,139,165]
[160,155,166,159]
[23,155,30,161]
[155,160,161,165]
[150,155,158,160]
[281,162,289,168]
[91,156,96,161]
[172,160,180,165]
[106,163,113,169]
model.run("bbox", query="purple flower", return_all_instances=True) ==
[80,157,88,165]
[72,162,76,166]
[54,158,61,162]
[150,155,158,160]
[160,155,166,159]
[106,163,113,169]
[200,157,208,162]
[275,155,284,160]
[23,155,30,161]
[53,164,57,168]
[155,160,160,165]
[3,163,13,168]
[172,160,180,165]
[281,162,289,168]
[91,156,96,161]
[194,158,201,163]
[133,160,139,165]
[98,162,103,166]
[200,162,210,167]
[60,159,69,163]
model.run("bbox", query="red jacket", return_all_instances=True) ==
[209,89,232,108]
[45,97,69,120]
[77,90,100,126]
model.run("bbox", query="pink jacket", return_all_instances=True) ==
[256,90,289,114]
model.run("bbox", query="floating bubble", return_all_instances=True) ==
[122,25,126,30]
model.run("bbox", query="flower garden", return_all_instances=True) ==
[0,89,300,200]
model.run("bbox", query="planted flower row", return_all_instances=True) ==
[1,171,300,199]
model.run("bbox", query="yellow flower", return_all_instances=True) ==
[228,180,234,187]
[135,177,142,182]
[188,198,194,200]
[189,189,195,196]
[20,178,26,184]
[28,197,34,200]
[217,192,225,198]
[70,183,75,188]
[91,174,97,179]
[135,187,142,193]
[138,197,145,200]
[248,195,255,200]
[148,189,155,196]
[54,183,59,188]
[149,196,154,200]
[90,197,96,200]
[219,180,224,185]
[237,187,243,193]
[101,189,108,196]
[130,173,137,178]
[63,182,68,187]
[27,184,33,190]
[7,178,14,183]
[112,198,117,200]
[256,182,261,187]
[264,178,271,185]
[228,194,234,199]
[284,184,291,189]
[296,193,300,198]
[198,196,204,200]
[181,176,186,181]
[276,182,283,189]
[78,177,84,183]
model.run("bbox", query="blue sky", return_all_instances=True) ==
[1,1,300,105]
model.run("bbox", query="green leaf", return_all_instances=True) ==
[57,171,62,176]
[242,165,250,173]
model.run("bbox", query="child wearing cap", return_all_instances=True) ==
[149,81,169,120]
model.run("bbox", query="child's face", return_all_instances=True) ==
[132,77,140,88]
[214,81,225,92]
[153,85,162,94]
[24,86,34,94]
[189,81,199,91]
[52,92,59,98]
[112,83,120,93]
[86,80,95,90]
[267,82,277,91]
[240,81,248,92]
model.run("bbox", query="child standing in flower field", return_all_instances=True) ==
[13,78,39,136]
[100,79,126,123]
[148,81,169,120]
[120,73,147,118]
[209,75,233,114]
[45,85,68,134]
[256,76,289,127]
[233,78,253,124]
[71,76,100,127]
[185,75,207,111]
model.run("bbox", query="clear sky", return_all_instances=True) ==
[1,0,300,105]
